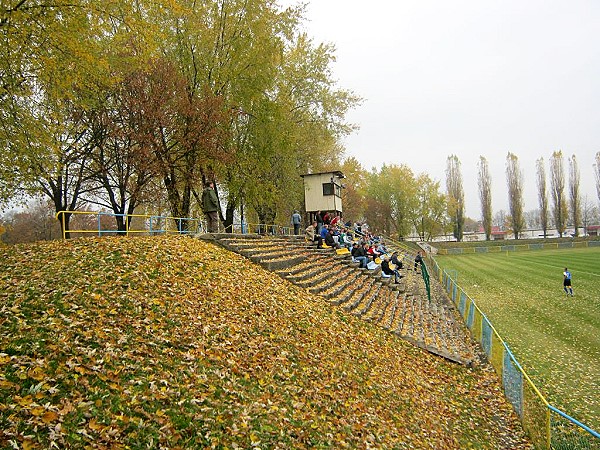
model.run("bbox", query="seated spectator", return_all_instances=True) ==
[376,240,389,255]
[351,242,368,268]
[367,244,383,260]
[320,224,329,240]
[330,226,341,245]
[330,213,341,227]
[354,222,362,235]
[390,251,403,270]
[381,255,402,284]
[344,228,354,241]
[338,229,353,249]
[324,228,340,249]
[361,242,373,261]
[305,221,323,248]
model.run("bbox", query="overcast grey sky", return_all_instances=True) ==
[283,0,600,219]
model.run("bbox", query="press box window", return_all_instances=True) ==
[322,182,340,196]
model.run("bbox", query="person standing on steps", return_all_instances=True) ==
[563,267,574,296]
[315,210,324,234]
[413,251,423,271]
[291,210,302,235]
[202,181,219,233]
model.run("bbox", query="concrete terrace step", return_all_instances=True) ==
[308,265,358,295]
[363,288,398,324]
[290,262,340,288]
[319,270,364,299]
[353,283,385,318]
[207,233,477,366]
[342,277,378,312]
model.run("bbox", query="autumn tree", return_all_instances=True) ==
[463,217,480,233]
[412,174,447,241]
[568,155,581,236]
[550,151,568,237]
[494,210,508,230]
[446,155,465,241]
[340,157,367,224]
[237,35,357,228]
[1,1,95,231]
[581,195,597,236]
[0,1,154,235]
[81,67,164,233]
[0,199,60,244]
[365,164,418,239]
[506,152,525,239]
[15,94,99,238]
[155,1,357,230]
[132,59,230,229]
[1,0,357,235]
[536,158,549,238]
[477,156,492,240]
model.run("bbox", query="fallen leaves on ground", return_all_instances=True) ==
[0,236,532,449]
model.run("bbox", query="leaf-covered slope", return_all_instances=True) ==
[0,236,531,449]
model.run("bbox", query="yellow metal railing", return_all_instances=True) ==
[54,211,299,240]
[55,211,205,240]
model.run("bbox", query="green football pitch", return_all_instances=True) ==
[434,247,600,431]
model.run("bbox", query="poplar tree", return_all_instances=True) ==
[536,158,549,238]
[568,155,581,236]
[550,151,568,237]
[446,155,465,242]
[506,152,525,239]
[477,156,492,240]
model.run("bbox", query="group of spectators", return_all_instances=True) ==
[304,220,354,250]
[301,211,425,285]
[350,241,406,284]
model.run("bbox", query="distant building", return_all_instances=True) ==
[587,225,600,237]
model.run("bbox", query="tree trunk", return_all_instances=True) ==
[224,202,236,233]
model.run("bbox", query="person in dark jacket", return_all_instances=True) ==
[324,228,340,249]
[351,242,368,268]
[391,251,403,269]
[381,255,402,283]
[202,182,219,233]
[414,251,423,271]
[315,210,324,234]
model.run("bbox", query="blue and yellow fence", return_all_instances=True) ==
[427,256,600,449]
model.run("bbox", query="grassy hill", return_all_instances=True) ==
[0,236,532,449]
